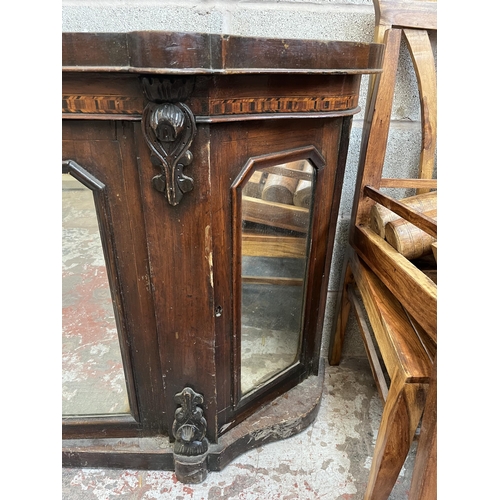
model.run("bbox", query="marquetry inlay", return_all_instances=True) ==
[62,95,144,114]
[63,94,357,116]
[208,95,357,114]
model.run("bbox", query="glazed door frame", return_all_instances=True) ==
[62,113,351,441]
[62,119,168,439]
[209,115,353,433]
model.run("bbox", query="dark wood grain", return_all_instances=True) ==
[62,361,324,472]
[310,116,351,372]
[62,30,383,476]
[214,120,337,424]
[62,415,140,440]
[128,31,215,71]
[62,72,363,118]
[62,31,384,75]
[62,33,129,68]
[62,121,168,438]
[220,35,384,73]
[134,122,219,442]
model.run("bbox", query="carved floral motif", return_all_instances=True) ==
[141,77,197,206]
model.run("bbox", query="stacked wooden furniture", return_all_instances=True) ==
[328,1,437,499]
[241,160,314,284]
[241,160,314,250]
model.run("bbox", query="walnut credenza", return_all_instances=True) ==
[62,31,383,483]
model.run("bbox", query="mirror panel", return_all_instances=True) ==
[62,173,130,416]
[239,160,315,394]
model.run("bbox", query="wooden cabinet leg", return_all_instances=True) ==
[364,372,427,500]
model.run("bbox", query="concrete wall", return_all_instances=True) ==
[63,0,429,358]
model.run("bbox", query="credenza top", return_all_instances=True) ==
[62,31,384,75]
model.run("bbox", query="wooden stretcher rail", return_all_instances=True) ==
[379,178,437,189]
[403,309,436,361]
[375,0,437,31]
[242,276,303,286]
[348,250,432,381]
[352,225,437,342]
[347,284,389,402]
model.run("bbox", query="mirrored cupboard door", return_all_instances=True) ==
[62,30,383,482]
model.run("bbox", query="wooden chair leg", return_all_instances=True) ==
[409,357,437,500]
[328,258,354,365]
[364,371,427,500]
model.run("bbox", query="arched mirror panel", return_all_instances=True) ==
[232,149,321,401]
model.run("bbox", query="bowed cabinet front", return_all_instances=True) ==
[62,31,383,482]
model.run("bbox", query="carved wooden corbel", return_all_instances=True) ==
[172,387,209,456]
[172,386,209,483]
[141,77,197,206]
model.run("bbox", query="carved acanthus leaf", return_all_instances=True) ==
[141,78,197,206]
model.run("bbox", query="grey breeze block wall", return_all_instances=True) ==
[63,0,432,358]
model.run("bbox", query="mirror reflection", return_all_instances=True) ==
[240,159,315,394]
[62,173,130,416]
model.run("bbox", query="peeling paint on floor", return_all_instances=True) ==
[62,358,416,500]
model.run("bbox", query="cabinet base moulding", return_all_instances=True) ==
[62,361,325,482]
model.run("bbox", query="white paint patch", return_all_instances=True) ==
[205,225,214,288]
[89,343,110,357]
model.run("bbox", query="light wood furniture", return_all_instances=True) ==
[408,357,437,500]
[328,1,437,498]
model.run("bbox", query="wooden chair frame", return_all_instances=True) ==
[329,1,437,499]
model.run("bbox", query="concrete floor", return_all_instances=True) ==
[62,175,417,499]
[62,356,417,500]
